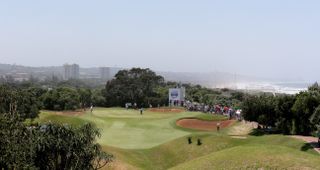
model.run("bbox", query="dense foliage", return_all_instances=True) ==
[0,114,112,169]
[0,85,41,119]
[0,83,113,169]
[242,83,320,136]
[184,84,243,107]
[1,68,244,110]
[103,68,165,107]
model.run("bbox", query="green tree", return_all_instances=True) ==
[274,95,296,134]
[310,105,320,132]
[91,89,106,106]
[42,87,80,110]
[34,123,113,170]
[0,114,37,169]
[292,91,320,135]
[0,85,41,120]
[78,88,92,109]
[104,68,164,107]
[242,94,277,128]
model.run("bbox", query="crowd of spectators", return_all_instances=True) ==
[184,101,242,120]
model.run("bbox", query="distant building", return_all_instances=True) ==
[5,72,29,82]
[63,64,79,80]
[99,67,111,80]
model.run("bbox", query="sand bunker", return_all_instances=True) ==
[176,118,235,131]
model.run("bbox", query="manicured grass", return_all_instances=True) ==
[35,108,205,149]
[29,111,88,125]
[34,108,319,170]
[104,134,319,170]
[170,145,320,170]
[193,113,228,121]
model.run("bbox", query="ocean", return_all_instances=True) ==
[232,82,310,94]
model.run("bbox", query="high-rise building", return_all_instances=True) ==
[99,67,111,80]
[63,64,79,80]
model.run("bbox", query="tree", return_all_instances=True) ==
[274,95,296,134]
[42,87,80,110]
[292,91,320,135]
[104,68,164,107]
[34,123,113,170]
[78,88,92,109]
[0,85,113,169]
[91,89,106,107]
[242,94,277,128]
[310,105,320,132]
[0,85,41,120]
[0,114,37,169]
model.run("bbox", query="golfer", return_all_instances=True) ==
[90,105,93,113]
[140,108,143,115]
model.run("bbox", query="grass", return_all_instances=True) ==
[104,134,319,170]
[193,113,228,121]
[170,145,320,170]
[33,107,320,170]
[34,108,204,149]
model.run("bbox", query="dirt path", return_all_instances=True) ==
[292,135,320,154]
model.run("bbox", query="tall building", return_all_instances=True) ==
[99,67,111,80]
[63,64,79,80]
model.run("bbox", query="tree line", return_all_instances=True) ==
[1,68,242,111]
[242,83,320,136]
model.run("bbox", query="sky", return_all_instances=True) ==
[0,0,320,81]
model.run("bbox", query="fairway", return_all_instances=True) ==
[38,108,202,149]
[35,108,320,170]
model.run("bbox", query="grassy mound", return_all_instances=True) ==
[170,145,320,170]
[105,134,319,170]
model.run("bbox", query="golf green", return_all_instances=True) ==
[37,108,203,149]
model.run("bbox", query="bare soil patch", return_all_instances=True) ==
[176,118,236,131]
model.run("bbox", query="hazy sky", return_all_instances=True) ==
[0,0,319,81]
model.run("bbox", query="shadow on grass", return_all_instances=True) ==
[301,142,319,152]
[301,143,315,151]
[249,128,281,136]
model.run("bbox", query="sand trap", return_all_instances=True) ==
[176,119,235,131]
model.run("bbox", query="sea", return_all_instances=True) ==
[217,82,311,94]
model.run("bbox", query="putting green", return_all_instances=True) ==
[37,108,202,149]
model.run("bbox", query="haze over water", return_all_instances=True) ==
[1,0,320,83]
